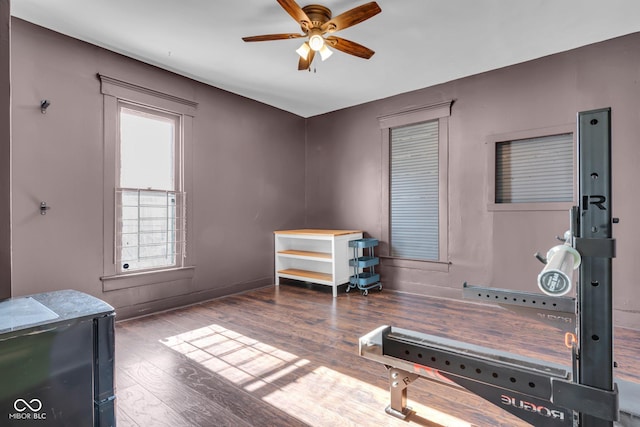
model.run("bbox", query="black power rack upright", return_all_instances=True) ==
[359,108,640,426]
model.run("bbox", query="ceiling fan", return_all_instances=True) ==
[242,0,381,70]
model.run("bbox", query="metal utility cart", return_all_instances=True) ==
[347,238,382,295]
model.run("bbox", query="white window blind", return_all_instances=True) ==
[496,133,573,203]
[116,189,185,272]
[390,120,439,260]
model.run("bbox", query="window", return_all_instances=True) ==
[379,101,452,264]
[99,74,196,289]
[495,133,573,204]
[116,104,184,273]
[390,121,439,259]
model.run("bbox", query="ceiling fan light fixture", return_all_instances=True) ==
[319,44,333,61]
[296,42,311,59]
[308,33,324,51]
[242,1,381,70]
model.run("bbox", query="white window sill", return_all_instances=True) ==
[379,257,450,273]
[488,201,574,212]
[101,266,195,291]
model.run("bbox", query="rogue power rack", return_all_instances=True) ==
[359,108,640,426]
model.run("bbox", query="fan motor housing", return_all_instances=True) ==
[302,4,331,29]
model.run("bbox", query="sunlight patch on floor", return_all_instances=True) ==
[161,324,300,387]
[161,324,474,427]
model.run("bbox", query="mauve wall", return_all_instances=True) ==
[305,33,640,329]
[10,19,306,318]
[0,1,10,297]
[8,17,640,328]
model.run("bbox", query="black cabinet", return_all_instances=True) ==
[0,290,115,426]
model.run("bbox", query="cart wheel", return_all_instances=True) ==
[378,284,383,291]
[363,289,368,296]
[345,286,351,293]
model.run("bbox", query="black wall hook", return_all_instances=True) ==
[40,201,51,215]
[40,100,51,114]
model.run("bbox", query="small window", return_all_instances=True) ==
[116,103,185,273]
[495,133,573,204]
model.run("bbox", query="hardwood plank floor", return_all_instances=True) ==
[114,282,640,427]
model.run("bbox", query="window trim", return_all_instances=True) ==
[487,124,576,212]
[379,100,452,265]
[98,74,197,290]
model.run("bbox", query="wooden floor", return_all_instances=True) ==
[114,282,640,427]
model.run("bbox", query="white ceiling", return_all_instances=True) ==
[11,0,640,117]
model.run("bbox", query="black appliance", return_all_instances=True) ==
[0,290,115,426]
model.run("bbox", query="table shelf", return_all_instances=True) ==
[277,268,333,284]
[278,250,332,262]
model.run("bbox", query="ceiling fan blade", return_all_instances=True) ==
[321,2,381,33]
[325,36,375,59]
[242,33,306,42]
[298,49,316,70]
[277,0,311,29]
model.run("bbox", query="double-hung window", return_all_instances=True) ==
[379,101,452,264]
[99,74,196,288]
[117,103,184,273]
[390,120,439,259]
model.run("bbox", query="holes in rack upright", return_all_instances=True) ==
[396,346,545,390]
[472,289,570,314]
